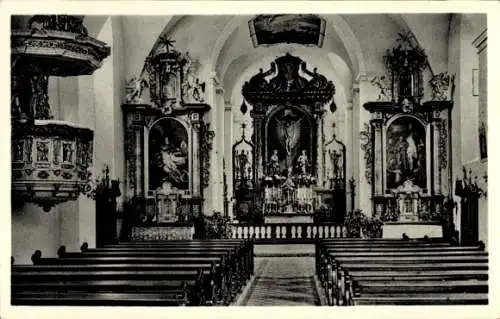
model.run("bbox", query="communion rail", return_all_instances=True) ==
[230,223,348,241]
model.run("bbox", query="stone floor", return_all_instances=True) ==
[238,256,322,306]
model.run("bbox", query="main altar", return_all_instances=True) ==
[234,53,346,224]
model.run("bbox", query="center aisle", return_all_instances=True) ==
[239,257,323,306]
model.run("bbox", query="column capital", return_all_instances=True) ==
[216,85,224,95]
[207,71,220,85]
[224,104,233,112]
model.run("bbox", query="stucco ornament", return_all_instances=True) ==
[430,72,455,101]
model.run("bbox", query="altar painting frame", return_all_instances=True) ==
[382,113,431,194]
[264,104,315,176]
[144,116,192,196]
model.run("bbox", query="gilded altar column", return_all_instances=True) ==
[345,101,354,212]
[431,116,442,195]
[122,104,147,199]
[252,110,265,181]
[252,110,265,213]
[372,117,384,196]
[190,113,201,197]
[224,101,234,219]
[316,109,325,186]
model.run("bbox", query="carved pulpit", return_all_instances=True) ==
[363,32,454,238]
[122,39,211,240]
[240,53,340,223]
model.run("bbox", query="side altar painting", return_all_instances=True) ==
[148,118,189,193]
[386,116,427,190]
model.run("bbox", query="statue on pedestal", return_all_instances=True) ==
[269,149,280,176]
[297,149,309,174]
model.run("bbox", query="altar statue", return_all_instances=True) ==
[405,132,417,172]
[238,150,249,181]
[297,149,309,174]
[328,149,343,181]
[269,149,280,175]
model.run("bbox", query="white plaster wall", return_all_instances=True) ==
[121,16,174,78]
[11,205,61,264]
[447,14,487,248]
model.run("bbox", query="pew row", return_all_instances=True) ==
[315,239,488,306]
[12,240,254,306]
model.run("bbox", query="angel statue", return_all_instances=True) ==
[125,77,149,104]
[370,75,391,102]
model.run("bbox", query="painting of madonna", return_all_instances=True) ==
[149,118,189,192]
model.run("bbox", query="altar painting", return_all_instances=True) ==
[148,118,189,192]
[266,107,313,176]
[386,116,427,190]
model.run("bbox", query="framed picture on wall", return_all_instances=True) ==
[472,69,479,96]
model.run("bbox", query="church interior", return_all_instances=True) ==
[9,13,490,307]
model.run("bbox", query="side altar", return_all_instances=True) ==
[234,53,346,224]
[122,39,212,240]
[363,32,455,239]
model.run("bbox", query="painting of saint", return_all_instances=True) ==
[149,118,189,192]
[386,117,427,190]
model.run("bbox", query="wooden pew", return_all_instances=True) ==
[353,293,489,305]
[70,240,254,277]
[11,267,206,306]
[12,291,190,306]
[315,239,488,306]
[66,242,255,288]
[13,240,253,306]
[74,241,254,295]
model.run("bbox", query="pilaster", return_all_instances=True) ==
[355,71,378,216]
